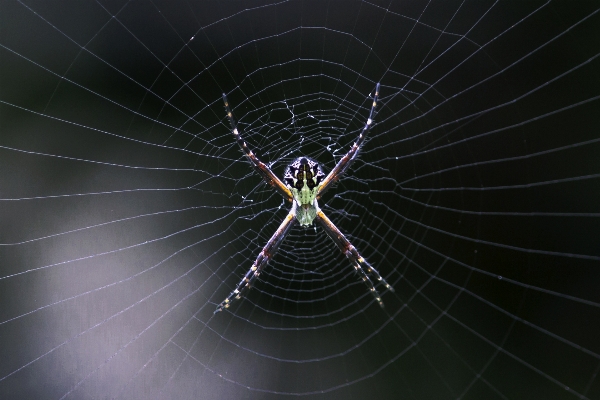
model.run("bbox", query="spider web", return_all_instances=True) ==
[1,0,599,399]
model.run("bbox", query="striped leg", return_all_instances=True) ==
[315,208,394,307]
[223,94,293,202]
[215,202,298,313]
[317,83,380,198]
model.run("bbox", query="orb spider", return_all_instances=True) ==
[215,83,394,313]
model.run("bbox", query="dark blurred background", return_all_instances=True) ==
[1,1,599,399]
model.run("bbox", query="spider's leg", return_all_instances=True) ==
[315,208,393,308]
[222,94,293,202]
[215,202,298,313]
[317,83,380,198]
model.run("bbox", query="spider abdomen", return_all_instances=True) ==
[296,204,318,227]
[284,157,325,226]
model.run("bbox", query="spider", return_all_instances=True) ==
[215,83,394,313]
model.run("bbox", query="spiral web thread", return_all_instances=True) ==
[0,1,599,399]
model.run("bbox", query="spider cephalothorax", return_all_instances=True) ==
[216,83,393,313]
[284,157,325,226]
